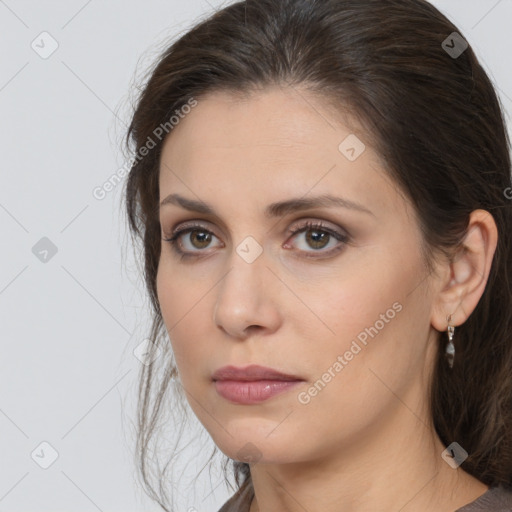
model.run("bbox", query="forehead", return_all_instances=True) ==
[160,87,370,176]
[157,87,404,222]
[166,87,361,146]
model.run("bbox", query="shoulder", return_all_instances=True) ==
[456,485,512,511]
[217,479,254,512]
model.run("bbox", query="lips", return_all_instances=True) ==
[212,364,303,382]
[212,365,305,404]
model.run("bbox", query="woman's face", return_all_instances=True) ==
[156,86,440,464]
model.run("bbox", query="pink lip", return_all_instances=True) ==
[212,364,302,381]
[212,365,304,404]
[214,380,302,404]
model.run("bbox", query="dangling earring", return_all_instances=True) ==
[445,314,455,369]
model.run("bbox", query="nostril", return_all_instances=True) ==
[246,324,263,334]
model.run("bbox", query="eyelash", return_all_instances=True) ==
[162,220,350,261]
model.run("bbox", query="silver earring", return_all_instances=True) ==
[446,315,455,369]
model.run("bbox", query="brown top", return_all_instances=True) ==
[217,481,512,511]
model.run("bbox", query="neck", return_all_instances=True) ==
[247,401,487,512]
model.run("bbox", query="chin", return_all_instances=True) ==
[210,426,304,465]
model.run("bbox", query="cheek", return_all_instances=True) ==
[156,262,215,379]
[285,274,415,443]
[303,257,393,328]
[292,246,422,380]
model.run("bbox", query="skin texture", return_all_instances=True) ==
[156,86,496,512]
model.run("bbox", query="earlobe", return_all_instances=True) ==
[431,209,498,332]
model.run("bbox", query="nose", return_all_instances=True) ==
[213,248,282,340]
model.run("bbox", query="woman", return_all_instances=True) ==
[123,0,512,510]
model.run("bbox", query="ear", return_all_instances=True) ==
[431,209,498,332]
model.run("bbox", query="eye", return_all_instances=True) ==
[162,223,222,259]
[284,221,349,258]
[162,220,350,260]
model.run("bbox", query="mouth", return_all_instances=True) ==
[212,365,305,404]
[212,364,303,382]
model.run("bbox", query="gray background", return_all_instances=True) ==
[1,1,510,511]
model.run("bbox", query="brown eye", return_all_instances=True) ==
[285,220,349,258]
[187,229,213,249]
[163,220,349,261]
[162,224,222,257]
[304,228,331,250]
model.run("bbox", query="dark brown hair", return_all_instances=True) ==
[123,0,512,509]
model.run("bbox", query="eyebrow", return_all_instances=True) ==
[159,193,374,217]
